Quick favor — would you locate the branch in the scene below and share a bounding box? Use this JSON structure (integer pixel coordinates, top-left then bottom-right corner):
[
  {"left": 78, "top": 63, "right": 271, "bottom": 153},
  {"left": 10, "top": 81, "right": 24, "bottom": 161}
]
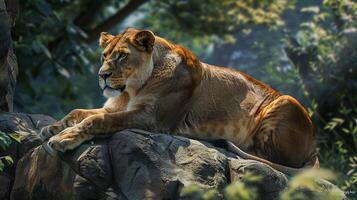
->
[
  {"left": 283, "top": 37, "right": 334, "bottom": 120},
  {"left": 0, "top": 6, "right": 11, "bottom": 65},
  {"left": 86, "top": 0, "right": 148, "bottom": 43},
  {"left": 283, "top": 37, "right": 315, "bottom": 78},
  {"left": 5, "top": 0, "right": 18, "bottom": 26},
  {"left": 284, "top": 37, "right": 321, "bottom": 99},
  {"left": 73, "top": 0, "right": 110, "bottom": 29}
]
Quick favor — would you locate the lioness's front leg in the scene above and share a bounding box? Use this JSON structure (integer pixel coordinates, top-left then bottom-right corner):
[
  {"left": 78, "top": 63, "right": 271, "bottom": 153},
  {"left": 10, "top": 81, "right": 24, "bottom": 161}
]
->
[
  {"left": 47, "top": 109, "right": 153, "bottom": 152},
  {"left": 40, "top": 108, "right": 108, "bottom": 140}
]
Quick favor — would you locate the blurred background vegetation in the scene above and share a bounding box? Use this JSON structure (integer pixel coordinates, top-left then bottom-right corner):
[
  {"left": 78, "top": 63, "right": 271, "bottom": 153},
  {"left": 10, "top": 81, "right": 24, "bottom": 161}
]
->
[{"left": 6, "top": 0, "right": 357, "bottom": 193}]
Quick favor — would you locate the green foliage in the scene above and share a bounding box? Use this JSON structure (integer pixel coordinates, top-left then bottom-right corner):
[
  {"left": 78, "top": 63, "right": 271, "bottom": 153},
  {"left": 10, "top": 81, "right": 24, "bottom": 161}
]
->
[
  {"left": 224, "top": 172, "right": 262, "bottom": 200},
  {"left": 14, "top": 0, "right": 103, "bottom": 118},
  {"left": 284, "top": 0, "right": 357, "bottom": 192},
  {"left": 139, "top": 0, "right": 294, "bottom": 60},
  {"left": 180, "top": 172, "right": 261, "bottom": 200},
  {"left": 0, "top": 131, "right": 21, "bottom": 171},
  {"left": 142, "top": 0, "right": 291, "bottom": 37},
  {"left": 181, "top": 185, "right": 219, "bottom": 200},
  {"left": 280, "top": 169, "right": 342, "bottom": 200},
  {"left": 225, "top": 182, "right": 258, "bottom": 200},
  {"left": 320, "top": 106, "right": 357, "bottom": 191},
  {"left": 0, "top": 131, "right": 12, "bottom": 151},
  {"left": 181, "top": 169, "right": 345, "bottom": 200},
  {"left": 0, "top": 156, "right": 14, "bottom": 172},
  {"left": 8, "top": 133, "right": 22, "bottom": 143}
]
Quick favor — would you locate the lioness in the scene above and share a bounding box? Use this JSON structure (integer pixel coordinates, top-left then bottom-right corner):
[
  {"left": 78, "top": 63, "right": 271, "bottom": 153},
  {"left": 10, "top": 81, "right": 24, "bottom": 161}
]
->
[{"left": 41, "top": 28, "right": 319, "bottom": 174}]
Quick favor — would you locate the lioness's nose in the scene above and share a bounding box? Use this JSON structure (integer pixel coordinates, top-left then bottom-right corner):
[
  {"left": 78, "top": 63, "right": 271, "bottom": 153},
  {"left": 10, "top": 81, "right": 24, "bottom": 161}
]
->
[{"left": 99, "top": 72, "right": 112, "bottom": 80}]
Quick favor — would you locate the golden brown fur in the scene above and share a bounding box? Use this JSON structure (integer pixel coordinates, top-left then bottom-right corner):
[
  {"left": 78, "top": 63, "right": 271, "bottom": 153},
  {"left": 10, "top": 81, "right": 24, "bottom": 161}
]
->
[{"left": 41, "top": 28, "right": 319, "bottom": 174}]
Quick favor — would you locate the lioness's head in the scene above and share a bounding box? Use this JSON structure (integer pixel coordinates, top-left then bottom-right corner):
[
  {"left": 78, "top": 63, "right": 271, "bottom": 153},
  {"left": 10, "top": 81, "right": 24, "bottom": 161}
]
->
[{"left": 98, "top": 28, "right": 155, "bottom": 98}]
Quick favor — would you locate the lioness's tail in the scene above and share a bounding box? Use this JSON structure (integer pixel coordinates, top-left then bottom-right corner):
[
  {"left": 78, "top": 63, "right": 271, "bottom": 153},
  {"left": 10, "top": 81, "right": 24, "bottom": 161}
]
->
[
  {"left": 306, "top": 153, "right": 320, "bottom": 169},
  {"left": 214, "top": 140, "right": 319, "bottom": 176}
]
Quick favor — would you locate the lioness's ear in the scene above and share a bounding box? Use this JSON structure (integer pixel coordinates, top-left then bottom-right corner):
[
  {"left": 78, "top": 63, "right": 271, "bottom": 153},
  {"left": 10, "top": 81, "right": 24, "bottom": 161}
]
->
[
  {"left": 132, "top": 30, "right": 155, "bottom": 52},
  {"left": 99, "top": 32, "right": 114, "bottom": 48}
]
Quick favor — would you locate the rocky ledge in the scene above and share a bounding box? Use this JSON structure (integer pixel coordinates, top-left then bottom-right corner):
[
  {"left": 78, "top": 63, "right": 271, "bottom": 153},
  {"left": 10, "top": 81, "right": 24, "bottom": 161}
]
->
[{"left": 0, "top": 112, "right": 347, "bottom": 200}]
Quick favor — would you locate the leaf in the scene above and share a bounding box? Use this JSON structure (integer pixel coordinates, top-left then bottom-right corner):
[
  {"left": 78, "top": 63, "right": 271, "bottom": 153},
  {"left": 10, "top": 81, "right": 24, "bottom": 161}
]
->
[
  {"left": 32, "top": 41, "right": 52, "bottom": 58},
  {"left": 0, "top": 156, "right": 14, "bottom": 172},
  {"left": 9, "top": 133, "right": 22, "bottom": 143},
  {"left": 2, "top": 156, "right": 14, "bottom": 165},
  {"left": 34, "top": 1, "right": 53, "bottom": 17},
  {"left": 242, "top": 171, "right": 263, "bottom": 183},
  {"left": 55, "top": 64, "right": 71, "bottom": 79},
  {"left": 225, "top": 182, "right": 258, "bottom": 200},
  {"left": 301, "top": 6, "right": 320, "bottom": 13},
  {"left": 324, "top": 118, "right": 345, "bottom": 131},
  {"left": 0, "top": 131, "right": 12, "bottom": 151}
]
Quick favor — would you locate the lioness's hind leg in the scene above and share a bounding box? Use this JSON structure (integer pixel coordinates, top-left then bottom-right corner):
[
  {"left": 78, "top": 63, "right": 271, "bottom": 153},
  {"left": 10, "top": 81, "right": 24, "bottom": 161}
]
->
[{"left": 253, "top": 95, "right": 316, "bottom": 168}]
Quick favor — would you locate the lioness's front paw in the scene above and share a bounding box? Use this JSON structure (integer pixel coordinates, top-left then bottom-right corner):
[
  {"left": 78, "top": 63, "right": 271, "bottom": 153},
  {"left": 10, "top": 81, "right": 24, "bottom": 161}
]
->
[
  {"left": 47, "top": 136, "right": 73, "bottom": 152},
  {"left": 40, "top": 125, "right": 56, "bottom": 140},
  {"left": 47, "top": 127, "right": 86, "bottom": 152},
  {"left": 40, "top": 116, "right": 81, "bottom": 141}
]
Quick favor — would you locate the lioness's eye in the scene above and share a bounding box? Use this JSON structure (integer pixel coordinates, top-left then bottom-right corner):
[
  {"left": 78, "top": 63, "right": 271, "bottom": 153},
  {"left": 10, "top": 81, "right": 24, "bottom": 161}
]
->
[{"left": 119, "top": 53, "right": 128, "bottom": 61}]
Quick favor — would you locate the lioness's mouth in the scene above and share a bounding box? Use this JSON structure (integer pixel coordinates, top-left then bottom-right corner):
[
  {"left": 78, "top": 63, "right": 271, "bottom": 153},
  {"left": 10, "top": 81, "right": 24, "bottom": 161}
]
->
[
  {"left": 104, "top": 85, "right": 126, "bottom": 92},
  {"left": 117, "top": 85, "right": 126, "bottom": 92}
]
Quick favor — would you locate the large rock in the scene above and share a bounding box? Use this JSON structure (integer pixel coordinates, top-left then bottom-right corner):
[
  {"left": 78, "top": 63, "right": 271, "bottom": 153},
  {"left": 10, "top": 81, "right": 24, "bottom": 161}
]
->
[
  {"left": 0, "top": 113, "right": 347, "bottom": 200},
  {"left": 0, "top": 112, "right": 55, "bottom": 199}
]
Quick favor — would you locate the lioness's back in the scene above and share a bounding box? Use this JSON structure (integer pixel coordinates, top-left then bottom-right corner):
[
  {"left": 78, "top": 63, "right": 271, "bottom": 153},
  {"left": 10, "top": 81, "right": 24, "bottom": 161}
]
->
[{"left": 190, "top": 63, "right": 280, "bottom": 120}]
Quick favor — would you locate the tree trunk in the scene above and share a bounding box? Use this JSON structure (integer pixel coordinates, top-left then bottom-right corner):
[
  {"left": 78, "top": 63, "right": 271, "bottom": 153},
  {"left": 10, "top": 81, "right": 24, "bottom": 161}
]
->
[{"left": 0, "top": 0, "right": 18, "bottom": 112}]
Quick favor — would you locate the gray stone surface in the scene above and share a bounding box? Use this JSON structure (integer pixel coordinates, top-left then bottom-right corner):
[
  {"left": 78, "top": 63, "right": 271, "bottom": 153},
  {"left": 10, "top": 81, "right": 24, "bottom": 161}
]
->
[
  {"left": 0, "top": 112, "right": 55, "bottom": 200},
  {"left": 0, "top": 112, "right": 347, "bottom": 200}
]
